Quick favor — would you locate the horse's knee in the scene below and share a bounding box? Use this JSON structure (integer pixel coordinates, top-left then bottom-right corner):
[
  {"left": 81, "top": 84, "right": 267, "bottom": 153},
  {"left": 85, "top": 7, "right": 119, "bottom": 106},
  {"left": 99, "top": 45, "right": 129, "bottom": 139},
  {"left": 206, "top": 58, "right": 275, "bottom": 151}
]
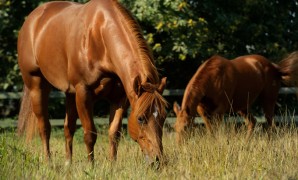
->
[
  {"left": 247, "top": 119, "right": 256, "bottom": 131},
  {"left": 109, "top": 130, "right": 121, "bottom": 144},
  {"left": 84, "top": 132, "right": 97, "bottom": 147},
  {"left": 200, "top": 118, "right": 213, "bottom": 134}
]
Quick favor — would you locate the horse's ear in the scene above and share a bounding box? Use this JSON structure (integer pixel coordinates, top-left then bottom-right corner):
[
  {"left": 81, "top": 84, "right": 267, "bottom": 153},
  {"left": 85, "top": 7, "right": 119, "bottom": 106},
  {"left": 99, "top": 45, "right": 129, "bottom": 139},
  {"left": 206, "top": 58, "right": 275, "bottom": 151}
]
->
[
  {"left": 173, "top": 102, "right": 181, "bottom": 115},
  {"left": 133, "top": 75, "right": 141, "bottom": 96},
  {"left": 157, "top": 77, "right": 167, "bottom": 93}
]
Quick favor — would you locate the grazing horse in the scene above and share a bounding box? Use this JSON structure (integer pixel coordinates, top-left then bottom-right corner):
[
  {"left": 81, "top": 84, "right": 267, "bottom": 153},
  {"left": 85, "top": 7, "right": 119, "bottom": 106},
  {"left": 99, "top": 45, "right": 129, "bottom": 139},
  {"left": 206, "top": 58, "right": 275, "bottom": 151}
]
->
[
  {"left": 174, "top": 53, "right": 298, "bottom": 143},
  {"left": 17, "top": 0, "right": 168, "bottom": 165}
]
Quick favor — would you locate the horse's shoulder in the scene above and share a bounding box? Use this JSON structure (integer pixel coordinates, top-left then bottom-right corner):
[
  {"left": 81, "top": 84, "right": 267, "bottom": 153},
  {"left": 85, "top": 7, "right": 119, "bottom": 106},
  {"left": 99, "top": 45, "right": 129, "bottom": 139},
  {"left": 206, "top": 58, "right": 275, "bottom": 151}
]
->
[
  {"left": 194, "top": 55, "right": 228, "bottom": 79},
  {"left": 206, "top": 55, "right": 231, "bottom": 70},
  {"left": 209, "top": 55, "right": 228, "bottom": 62}
]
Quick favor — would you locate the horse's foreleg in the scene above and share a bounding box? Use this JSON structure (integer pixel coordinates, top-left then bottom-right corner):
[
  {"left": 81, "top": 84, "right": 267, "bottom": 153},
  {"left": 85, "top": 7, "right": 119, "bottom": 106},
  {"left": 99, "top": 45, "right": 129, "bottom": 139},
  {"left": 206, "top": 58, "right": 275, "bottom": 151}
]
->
[
  {"left": 64, "top": 93, "right": 78, "bottom": 166},
  {"left": 108, "top": 103, "right": 125, "bottom": 161},
  {"left": 29, "top": 79, "right": 51, "bottom": 161},
  {"left": 75, "top": 86, "right": 97, "bottom": 162},
  {"left": 197, "top": 106, "right": 213, "bottom": 134},
  {"left": 210, "top": 114, "right": 224, "bottom": 130}
]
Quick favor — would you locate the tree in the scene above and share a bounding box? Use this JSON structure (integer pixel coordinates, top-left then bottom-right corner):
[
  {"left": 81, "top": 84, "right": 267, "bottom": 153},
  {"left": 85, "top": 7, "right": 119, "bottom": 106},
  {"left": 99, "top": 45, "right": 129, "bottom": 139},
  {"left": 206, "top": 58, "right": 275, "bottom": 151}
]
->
[
  {"left": 121, "top": 0, "right": 298, "bottom": 87},
  {"left": 1, "top": 0, "right": 298, "bottom": 90},
  {"left": 0, "top": 0, "right": 44, "bottom": 91}
]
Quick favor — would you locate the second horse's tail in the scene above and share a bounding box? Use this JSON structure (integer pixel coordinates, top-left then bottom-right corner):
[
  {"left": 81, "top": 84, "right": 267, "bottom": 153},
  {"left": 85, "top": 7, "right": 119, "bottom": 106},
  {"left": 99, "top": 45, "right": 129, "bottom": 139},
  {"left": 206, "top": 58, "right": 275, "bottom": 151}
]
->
[
  {"left": 17, "top": 85, "right": 38, "bottom": 141},
  {"left": 278, "top": 51, "right": 298, "bottom": 86}
]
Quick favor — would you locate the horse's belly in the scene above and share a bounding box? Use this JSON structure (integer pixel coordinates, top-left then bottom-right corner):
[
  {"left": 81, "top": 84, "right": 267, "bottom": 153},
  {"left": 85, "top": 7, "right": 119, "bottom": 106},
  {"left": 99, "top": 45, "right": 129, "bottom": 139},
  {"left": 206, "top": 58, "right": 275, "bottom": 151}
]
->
[
  {"left": 40, "top": 65, "right": 73, "bottom": 92},
  {"left": 230, "top": 89, "right": 261, "bottom": 111},
  {"left": 36, "top": 35, "right": 72, "bottom": 92}
]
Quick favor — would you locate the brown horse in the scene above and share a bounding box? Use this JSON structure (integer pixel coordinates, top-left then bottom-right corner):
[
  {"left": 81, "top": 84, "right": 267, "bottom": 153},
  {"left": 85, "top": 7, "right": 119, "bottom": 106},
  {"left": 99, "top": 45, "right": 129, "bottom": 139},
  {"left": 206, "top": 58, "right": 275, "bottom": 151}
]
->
[
  {"left": 17, "top": 0, "right": 168, "bottom": 165},
  {"left": 174, "top": 53, "right": 298, "bottom": 143}
]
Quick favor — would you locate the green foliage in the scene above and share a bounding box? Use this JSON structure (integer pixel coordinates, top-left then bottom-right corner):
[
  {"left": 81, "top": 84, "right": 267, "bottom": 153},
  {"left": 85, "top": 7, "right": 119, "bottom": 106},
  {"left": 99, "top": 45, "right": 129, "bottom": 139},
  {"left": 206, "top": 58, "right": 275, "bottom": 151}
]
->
[
  {"left": 119, "top": 0, "right": 298, "bottom": 89},
  {"left": 121, "top": 0, "right": 298, "bottom": 64},
  {"left": 1, "top": 0, "right": 298, "bottom": 90},
  {"left": 121, "top": 0, "right": 209, "bottom": 63},
  {"left": 0, "top": 0, "right": 43, "bottom": 91}
]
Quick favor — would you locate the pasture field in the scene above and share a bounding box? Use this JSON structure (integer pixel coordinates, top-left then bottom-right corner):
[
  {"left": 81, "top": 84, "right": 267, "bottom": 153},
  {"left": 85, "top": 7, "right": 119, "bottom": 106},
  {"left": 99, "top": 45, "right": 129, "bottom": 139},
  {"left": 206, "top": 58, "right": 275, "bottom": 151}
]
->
[{"left": 0, "top": 121, "right": 297, "bottom": 179}]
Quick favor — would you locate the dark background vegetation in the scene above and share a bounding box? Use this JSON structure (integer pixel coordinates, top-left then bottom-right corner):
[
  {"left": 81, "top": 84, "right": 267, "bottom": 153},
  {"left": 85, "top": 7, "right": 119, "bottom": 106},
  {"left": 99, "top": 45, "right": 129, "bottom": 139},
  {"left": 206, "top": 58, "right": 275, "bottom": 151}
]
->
[{"left": 1, "top": 0, "right": 298, "bottom": 119}]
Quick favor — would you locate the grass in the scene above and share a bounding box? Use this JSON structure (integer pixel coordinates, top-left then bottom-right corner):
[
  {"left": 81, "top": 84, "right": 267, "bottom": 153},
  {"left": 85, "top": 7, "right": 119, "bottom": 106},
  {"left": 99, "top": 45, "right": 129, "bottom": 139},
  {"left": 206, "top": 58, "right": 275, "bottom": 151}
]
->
[{"left": 0, "top": 122, "right": 297, "bottom": 179}]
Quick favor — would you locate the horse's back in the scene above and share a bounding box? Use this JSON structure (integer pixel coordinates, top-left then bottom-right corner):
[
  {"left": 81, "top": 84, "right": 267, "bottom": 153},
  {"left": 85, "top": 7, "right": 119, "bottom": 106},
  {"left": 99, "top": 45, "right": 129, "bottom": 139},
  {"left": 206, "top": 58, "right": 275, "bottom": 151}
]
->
[
  {"left": 230, "top": 55, "right": 281, "bottom": 110},
  {"left": 232, "top": 55, "right": 281, "bottom": 85},
  {"left": 19, "top": 1, "right": 80, "bottom": 37}
]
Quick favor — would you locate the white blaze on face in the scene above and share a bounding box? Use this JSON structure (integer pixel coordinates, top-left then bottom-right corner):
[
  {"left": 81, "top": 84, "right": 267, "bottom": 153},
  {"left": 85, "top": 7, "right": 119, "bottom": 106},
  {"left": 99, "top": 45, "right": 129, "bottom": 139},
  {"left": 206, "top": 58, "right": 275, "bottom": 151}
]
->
[{"left": 153, "top": 105, "right": 158, "bottom": 119}]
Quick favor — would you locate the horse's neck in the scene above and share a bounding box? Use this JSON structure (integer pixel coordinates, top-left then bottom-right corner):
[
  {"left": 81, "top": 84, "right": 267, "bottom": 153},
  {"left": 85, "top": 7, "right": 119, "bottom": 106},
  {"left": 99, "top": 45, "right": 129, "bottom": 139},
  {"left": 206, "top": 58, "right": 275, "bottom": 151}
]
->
[
  {"left": 181, "top": 90, "right": 202, "bottom": 116},
  {"left": 80, "top": 0, "right": 158, "bottom": 105},
  {"left": 95, "top": 2, "right": 157, "bottom": 104}
]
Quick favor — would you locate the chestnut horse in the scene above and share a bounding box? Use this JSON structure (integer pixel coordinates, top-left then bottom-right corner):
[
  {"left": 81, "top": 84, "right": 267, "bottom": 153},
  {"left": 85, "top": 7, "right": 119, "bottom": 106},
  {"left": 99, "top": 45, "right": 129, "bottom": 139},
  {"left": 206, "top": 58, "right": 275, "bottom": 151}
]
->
[
  {"left": 174, "top": 53, "right": 298, "bottom": 143},
  {"left": 17, "top": 0, "right": 168, "bottom": 165}
]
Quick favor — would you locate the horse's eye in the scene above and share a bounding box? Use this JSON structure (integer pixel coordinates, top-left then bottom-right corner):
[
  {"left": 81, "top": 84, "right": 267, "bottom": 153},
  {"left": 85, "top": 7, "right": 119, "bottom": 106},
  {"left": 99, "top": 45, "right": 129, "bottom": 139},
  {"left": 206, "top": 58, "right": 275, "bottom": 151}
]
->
[{"left": 137, "top": 117, "right": 146, "bottom": 124}]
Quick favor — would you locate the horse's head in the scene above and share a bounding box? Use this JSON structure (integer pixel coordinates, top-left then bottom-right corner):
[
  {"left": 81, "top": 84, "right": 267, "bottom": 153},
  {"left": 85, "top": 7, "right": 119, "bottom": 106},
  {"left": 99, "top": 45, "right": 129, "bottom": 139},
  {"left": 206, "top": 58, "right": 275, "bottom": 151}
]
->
[
  {"left": 173, "top": 102, "right": 194, "bottom": 144},
  {"left": 128, "top": 77, "right": 167, "bottom": 165}
]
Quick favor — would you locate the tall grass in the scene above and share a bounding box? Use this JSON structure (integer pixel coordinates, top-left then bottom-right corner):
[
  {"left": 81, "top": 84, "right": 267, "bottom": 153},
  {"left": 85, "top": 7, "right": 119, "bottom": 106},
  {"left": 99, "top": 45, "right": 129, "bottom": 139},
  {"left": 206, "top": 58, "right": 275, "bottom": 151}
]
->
[{"left": 0, "top": 122, "right": 297, "bottom": 179}]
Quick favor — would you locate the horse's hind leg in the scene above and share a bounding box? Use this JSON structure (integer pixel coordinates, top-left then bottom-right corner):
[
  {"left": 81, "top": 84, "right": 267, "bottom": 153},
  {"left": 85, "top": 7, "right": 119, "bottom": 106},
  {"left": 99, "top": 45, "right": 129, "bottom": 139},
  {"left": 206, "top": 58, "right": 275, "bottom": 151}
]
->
[
  {"left": 260, "top": 92, "right": 278, "bottom": 141},
  {"left": 64, "top": 93, "right": 78, "bottom": 166},
  {"left": 108, "top": 99, "right": 127, "bottom": 160},
  {"left": 238, "top": 111, "right": 256, "bottom": 140},
  {"left": 260, "top": 93, "right": 277, "bottom": 130},
  {"left": 75, "top": 85, "right": 97, "bottom": 162},
  {"left": 262, "top": 104, "right": 276, "bottom": 130},
  {"left": 29, "top": 76, "right": 52, "bottom": 160}
]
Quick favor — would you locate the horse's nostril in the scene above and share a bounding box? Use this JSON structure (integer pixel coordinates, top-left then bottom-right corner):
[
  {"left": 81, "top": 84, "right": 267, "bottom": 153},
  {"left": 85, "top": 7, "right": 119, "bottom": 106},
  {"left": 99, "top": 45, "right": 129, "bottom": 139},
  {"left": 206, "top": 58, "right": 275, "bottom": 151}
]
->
[
  {"left": 155, "top": 156, "right": 160, "bottom": 162},
  {"left": 149, "top": 156, "right": 161, "bottom": 170}
]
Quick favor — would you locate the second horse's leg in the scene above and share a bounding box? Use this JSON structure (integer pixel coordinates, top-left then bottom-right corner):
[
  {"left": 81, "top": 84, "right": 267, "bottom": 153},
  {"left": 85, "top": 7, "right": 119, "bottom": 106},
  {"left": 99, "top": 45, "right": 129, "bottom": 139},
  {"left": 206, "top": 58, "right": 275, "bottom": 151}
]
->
[
  {"left": 197, "top": 106, "right": 213, "bottom": 134},
  {"left": 239, "top": 111, "right": 256, "bottom": 140}
]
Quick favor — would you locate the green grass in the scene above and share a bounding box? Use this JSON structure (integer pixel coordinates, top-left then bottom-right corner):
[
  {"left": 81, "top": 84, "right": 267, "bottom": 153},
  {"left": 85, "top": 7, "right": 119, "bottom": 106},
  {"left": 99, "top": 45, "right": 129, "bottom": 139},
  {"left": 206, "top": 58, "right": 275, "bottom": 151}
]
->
[{"left": 0, "top": 122, "right": 297, "bottom": 179}]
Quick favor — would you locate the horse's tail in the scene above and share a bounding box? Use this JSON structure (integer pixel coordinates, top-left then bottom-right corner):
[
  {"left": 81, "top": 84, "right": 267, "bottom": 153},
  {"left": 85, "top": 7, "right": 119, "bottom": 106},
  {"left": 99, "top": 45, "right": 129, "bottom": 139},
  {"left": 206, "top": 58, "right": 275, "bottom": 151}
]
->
[
  {"left": 278, "top": 51, "right": 298, "bottom": 86},
  {"left": 17, "top": 85, "right": 38, "bottom": 141}
]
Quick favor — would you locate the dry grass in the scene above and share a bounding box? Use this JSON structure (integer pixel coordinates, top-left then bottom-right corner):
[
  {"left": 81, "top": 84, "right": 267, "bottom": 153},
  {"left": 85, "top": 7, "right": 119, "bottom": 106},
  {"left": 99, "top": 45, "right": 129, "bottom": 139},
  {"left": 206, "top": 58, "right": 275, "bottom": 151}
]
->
[{"left": 0, "top": 121, "right": 297, "bottom": 179}]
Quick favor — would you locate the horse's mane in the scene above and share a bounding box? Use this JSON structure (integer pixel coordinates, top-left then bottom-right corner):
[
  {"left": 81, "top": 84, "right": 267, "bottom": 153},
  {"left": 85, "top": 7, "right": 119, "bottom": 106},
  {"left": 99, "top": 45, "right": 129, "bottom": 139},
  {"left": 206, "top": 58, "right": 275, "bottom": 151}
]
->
[
  {"left": 111, "top": 1, "right": 167, "bottom": 118},
  {"left": 112, "top": 0, "right": 159, "bottom": 84},
  {"left": 134, "top": 91, "right": 168, "bottom": 120},
  {"left": 182, "top": 55, "right": 227, "bottom": 114}
]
